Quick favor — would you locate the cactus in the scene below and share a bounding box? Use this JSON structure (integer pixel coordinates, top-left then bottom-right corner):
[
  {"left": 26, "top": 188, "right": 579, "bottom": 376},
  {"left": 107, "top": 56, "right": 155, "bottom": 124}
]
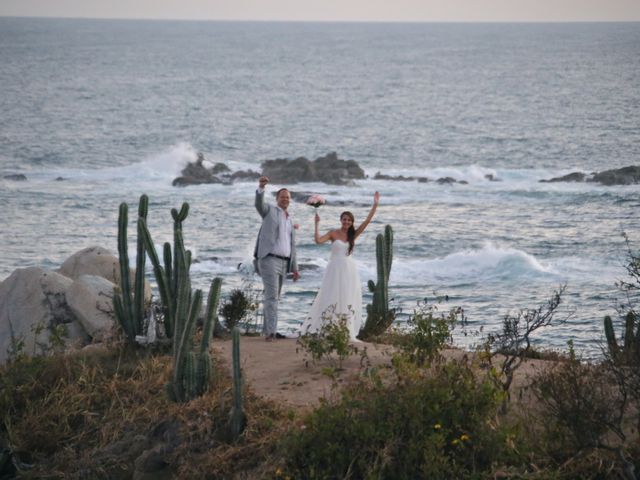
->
[
  {"left": 166, "top": 274, "right": 222, "bottom": 402},
  {"left": 113, "top": 194, "right": 149, "bottom": 343},
  {"left": 134, "top": 195, "right": 149, "bottom": 332},
  {"left": 138, "top": 201, "right": 191, "bottom": 339},
  {"left": 604, "top": 311, "right": 639, "bottom": 363},
  {"left": 360, "top": 225, "right": 394, "bottom": 340},
  {"left": 167, "top": 278, "right": 222, "bottom": 403},
  {"left": 229, "top": 327, "right": 246, "bottom": 440},
  {"left": 137, "top": 199, "right": 222, "bottom": 402}
]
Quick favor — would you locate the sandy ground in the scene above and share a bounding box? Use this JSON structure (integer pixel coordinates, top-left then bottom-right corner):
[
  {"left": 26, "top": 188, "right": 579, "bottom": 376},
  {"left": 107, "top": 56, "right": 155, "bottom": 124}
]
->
[
  {"left": 214, "top": 337, "right": 395, "bottom": 410},
  {"left": 213, "top": 336, "right": 553, "bottom": 411}
]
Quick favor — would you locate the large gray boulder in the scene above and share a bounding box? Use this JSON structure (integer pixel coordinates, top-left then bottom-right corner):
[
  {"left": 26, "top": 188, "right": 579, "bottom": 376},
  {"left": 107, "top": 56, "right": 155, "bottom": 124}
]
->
[
  {"left": 66, "top": 275, "right": 118, "bottom": 341},
  {"left": 0, "top": 267, "right": 87, "bottom": 364},
  {"left": 58, "top": 246, "right": 120, "bottom": 283},
  {"left": 58, "top": 245, "right": 152, "bottom": 304}
]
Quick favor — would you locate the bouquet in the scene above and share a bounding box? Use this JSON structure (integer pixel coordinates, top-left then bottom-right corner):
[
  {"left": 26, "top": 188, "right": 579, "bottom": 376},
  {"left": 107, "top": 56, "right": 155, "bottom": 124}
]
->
[{"left": 305, "top": 194, "right": 326, "bottom": 209}]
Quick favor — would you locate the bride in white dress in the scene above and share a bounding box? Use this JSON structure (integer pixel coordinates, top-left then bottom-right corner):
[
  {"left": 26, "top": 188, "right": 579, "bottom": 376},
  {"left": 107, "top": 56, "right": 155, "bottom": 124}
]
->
[{"left": 301, "top": 192, "right": 380, "bottom": 340}]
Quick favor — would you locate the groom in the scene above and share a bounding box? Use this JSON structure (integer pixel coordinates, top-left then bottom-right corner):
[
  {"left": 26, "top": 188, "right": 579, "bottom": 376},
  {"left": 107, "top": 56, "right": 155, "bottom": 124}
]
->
[{"left": 254, "top": 176, "right": 299, "bottom": 341}]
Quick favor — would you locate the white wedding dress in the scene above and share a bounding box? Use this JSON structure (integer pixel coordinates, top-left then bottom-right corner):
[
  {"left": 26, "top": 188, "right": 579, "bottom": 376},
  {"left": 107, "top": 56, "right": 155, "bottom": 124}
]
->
[{"left": 301, "top": 239, "right": 363, "bottom": 340}]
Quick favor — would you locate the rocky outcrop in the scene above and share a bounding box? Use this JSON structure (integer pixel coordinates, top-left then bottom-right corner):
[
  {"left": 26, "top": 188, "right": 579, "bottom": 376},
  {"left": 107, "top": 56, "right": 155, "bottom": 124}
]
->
[
  {"left": 539, "top": 166, "right": 640, "bottom": 185},
  {"left": 374, "top": 172, "right": 430, "bottom": 183},
  {"left": 591, "top": 166, "right": 640, "bottom": 186},
  {"left": 436, "top": 177, "right": 468, "bottom": 185},
  {"left": 261, "top": 152, "right": 365, "bottom": 185},
  {"left": 173, "top": 152, "right": 366, "bottom": 187},
  {"left": 172, "top": 152, "right": 260, "bottom": 187},
  {"left": 59, "top": 246, "right": 120, "bottom": 283},
  {"left": 540, "top": 172, "right": 588, "bottom": 183},
  {"left": 58, "top": 245, "right": 151, "bottom": 303},
  {"left": 66, "top": 275, "right": 117, "bottom": 341},
  {"left": 3, "top": 174, "right": 27, "bottom": 181},
  {"left": 0, "top": 267, "right": 86, "bottom": 364},
  {"left": 0, "top": 246, "right": 153, "bottom": 364},
  {"left": 374, "top": 172, "right": 478, "bottom": 185}
]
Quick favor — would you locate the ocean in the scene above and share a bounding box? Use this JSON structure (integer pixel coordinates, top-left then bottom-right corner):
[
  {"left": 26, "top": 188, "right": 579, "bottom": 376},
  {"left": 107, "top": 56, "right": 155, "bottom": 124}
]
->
[{"left": 1, "top": 18, "right": 639, "bottom": 358}]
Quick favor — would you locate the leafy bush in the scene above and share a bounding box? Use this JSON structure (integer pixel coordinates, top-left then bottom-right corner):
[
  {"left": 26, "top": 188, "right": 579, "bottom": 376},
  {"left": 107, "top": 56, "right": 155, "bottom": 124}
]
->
[
  {"left": 219, "top": 282, "right": 259, "bottom": 333},
  {"left": 281, "top": 360, "right": 509, "bottom": 479},
  {"left": 528, "top": 343, "right": 636, "bottom": 477},
  {"left": 531, "top": 344, "right": 625, "bottom": 451},
  {"left": 297, "top": 305, "right": 358, "bottom": 370},
  {"left": 392, "top": 300, "right": 460, "bottom": 367}
]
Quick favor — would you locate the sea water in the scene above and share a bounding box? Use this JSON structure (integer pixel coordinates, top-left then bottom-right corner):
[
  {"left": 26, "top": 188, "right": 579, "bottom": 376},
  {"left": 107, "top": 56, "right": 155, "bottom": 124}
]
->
[{"left": 1, "top": 18, "right": 639, "bottom": 358}]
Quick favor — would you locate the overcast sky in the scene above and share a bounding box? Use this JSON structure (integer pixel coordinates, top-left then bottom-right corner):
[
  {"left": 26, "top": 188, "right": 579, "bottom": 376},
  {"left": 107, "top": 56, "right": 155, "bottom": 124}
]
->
[{"left": 1, "top": 0, "right": 639, "bottom": 22}]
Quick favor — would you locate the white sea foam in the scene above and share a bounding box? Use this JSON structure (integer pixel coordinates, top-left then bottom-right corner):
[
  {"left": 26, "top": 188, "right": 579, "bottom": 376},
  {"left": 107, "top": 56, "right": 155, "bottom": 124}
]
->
[
  {"left": 23, "top": 143, "right": 197, "bottom": 185},
  {"left": 388, "top": 242, "right": 555, "bottom": 286}
]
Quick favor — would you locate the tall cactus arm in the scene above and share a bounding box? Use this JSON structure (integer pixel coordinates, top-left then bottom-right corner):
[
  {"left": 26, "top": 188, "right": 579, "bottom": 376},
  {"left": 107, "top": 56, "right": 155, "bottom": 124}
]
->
[
  {"left": 230, "top": 327, "right": 246, "bottom": 440},
  {"left": 163, "top": 242, "right": 174, "bottom": 301},
  {"left": 196, "top": 354, "right": 212, "bottom": 395},
  {"left": 201, "top": 278, "right": 223, "bottom": 354},
  {"left": 604, "top": 315, "right": 619, "bottom": 359},
  {"left": 172, "top": 203, "right": 189, "bottom": 222},
  {"left": 172, "top": 289, "right": 203, "bottom": 401},
  {"left": 623, "top": 310, "right": 637, "bottom": 357},
  {"left": 134, "top": 194, "right": 149, "bottom": 333},
  {"left": 117, "top": 202, "right": 135, "bottom": 340},
  {"left": 139, "top": 217, "right": 175, "bottom": 338},
  {"left": 375, "top": 233, "right": 389, "bottom": 313},
  {"left": 384, "top": 225, "right": 393, "bottom": 276}
]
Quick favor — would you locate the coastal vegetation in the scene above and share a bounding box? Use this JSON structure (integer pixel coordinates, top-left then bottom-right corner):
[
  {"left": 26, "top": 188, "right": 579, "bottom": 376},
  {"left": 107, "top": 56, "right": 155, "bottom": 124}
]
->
[
  {"left": 3, "top": 277, "right": 639, "bottom": 478},
  {"left": 1, "top": 197, "right": 638, "bottom": 478}
]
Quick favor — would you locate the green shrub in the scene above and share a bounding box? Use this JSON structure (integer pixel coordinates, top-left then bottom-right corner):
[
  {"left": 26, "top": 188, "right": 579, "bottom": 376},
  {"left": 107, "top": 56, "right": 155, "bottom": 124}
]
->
[
  {"left": 392, "top": 300, "right": 460, "bottom": 367},
  {"left": 530, "top": 344, "right": 629, "bottom": 462},
  {"left": 219, "top": 285, "right": 259, "bottom": 332},
  {"left": 297, "top": 306, "right": 359, "bottom": 370},
  {"left": 281, "top": 360, "right": 509, "bottom": 479}
]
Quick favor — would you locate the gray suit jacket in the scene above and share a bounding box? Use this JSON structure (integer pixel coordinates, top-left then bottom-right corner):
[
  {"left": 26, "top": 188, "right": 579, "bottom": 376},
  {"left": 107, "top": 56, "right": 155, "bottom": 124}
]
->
[{"left": 254, "top": 189, "right": 298, "bottom": 274}]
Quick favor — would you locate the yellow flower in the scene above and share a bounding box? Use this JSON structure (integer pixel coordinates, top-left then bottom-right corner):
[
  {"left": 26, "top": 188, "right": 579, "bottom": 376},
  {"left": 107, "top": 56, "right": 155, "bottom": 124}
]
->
[
  {"left": 451, "top": 439, "right": 460, "bottom": 446},
  {"left": 275, "top": 468, "right": 283, "bottom": 477},
  {"left": 460, "top": 434, "right": 470, "bottom": 442},
  {"left": 433, "top": 423, "right": 441, "bottom": 430}
]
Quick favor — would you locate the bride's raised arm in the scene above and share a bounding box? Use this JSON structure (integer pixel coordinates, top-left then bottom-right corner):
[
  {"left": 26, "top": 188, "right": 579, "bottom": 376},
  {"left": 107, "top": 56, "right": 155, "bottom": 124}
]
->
[
  {"left": 354, "top": 191, "right": 380, "bottom": 239},
  {"left": 314, "top": 213, "right": 333, "bottom": 244}
]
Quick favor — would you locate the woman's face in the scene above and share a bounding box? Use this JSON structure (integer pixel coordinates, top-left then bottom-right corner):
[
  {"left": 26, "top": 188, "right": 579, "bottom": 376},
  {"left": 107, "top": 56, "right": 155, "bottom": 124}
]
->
[{"left": 340, "top": 214, "right": 353, "bottom": 229}]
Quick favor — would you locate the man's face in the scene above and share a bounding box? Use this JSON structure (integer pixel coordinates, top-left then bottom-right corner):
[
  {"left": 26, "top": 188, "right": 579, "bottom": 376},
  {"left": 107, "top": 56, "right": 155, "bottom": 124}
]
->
[{"left": 277, "top": 189, "right": 291, "bottom": 210}]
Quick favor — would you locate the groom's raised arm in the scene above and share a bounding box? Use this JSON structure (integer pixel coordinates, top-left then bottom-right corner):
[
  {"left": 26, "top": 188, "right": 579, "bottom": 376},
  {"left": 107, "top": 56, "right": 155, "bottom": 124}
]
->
[{"left": 255, "top": 176, "right": 270, "bottom": 218}]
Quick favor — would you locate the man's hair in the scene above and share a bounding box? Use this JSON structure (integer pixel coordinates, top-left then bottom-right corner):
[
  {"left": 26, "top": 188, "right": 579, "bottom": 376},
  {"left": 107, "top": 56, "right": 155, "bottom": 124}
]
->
[{"left": 276, "top": 188, "right": 290, "bottom": 197}]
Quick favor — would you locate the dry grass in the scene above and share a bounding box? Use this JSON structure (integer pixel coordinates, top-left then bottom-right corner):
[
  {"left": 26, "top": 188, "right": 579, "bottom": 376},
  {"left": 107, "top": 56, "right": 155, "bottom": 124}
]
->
[
  {"left": 2, "top": 338, "right": 638, "bottom": 479},
  {"left": 0, "top": 346, "right": 292, "bottom": 479}
]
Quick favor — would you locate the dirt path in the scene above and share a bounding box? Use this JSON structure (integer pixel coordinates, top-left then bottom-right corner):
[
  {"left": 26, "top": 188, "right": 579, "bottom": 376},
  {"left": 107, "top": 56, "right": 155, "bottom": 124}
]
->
[
  {"left": 214, "top": 336, "right": 552, "bottom": 410},
  {"left": 214, "top": 337, "right": 396, "bottom": 409}
]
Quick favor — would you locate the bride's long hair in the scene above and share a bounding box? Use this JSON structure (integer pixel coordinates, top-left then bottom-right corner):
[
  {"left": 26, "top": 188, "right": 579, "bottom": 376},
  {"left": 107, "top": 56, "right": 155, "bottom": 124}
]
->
[{"left": 341, "top": 211, "right": 356, "bottom": 255}]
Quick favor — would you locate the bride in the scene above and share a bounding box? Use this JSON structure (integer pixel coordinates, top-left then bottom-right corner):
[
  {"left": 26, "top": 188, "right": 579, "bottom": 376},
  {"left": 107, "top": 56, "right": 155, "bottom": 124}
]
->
[{"left": 301, "top": 192, "right": 380, "bottom": 340}]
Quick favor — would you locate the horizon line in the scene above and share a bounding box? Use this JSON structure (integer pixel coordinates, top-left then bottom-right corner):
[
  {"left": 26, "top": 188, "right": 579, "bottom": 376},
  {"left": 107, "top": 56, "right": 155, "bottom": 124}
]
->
[{"left": 1, "top": 15, "right": 639, "bottom": 24}]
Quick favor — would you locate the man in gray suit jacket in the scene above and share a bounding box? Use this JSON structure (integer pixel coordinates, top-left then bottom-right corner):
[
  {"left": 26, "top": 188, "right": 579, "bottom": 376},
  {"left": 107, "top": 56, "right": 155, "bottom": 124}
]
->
[{"left": 254, "top": 176, "right": 299, "bottom": 341}]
